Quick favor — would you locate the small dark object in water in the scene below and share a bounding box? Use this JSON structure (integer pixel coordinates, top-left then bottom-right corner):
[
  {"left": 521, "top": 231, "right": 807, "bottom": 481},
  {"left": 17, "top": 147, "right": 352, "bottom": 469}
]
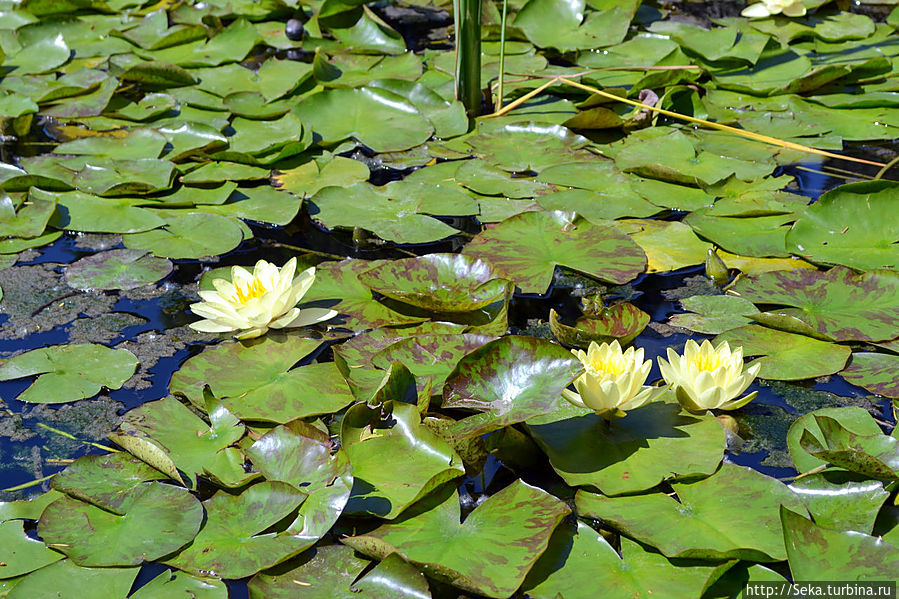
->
[{"left": 285, "top": 18, "right": 304, "bottom": 41}]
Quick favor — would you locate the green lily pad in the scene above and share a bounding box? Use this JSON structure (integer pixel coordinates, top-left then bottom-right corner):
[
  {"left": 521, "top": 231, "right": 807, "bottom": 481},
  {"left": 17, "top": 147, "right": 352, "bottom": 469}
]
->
[
  {"left": 668, "top": 295, "right": 758, "bottom": 335},
  {"left": 466, "top": 122, "right": 590, "bottom": 172},
  {"left": 841, "top": 352, "right": 899, "bottom": 398},
  {"left": 787, "top": 407, "right": 884, "bottom": 474},
  {"left": 198, "top": 186, "right": 301, "bottom": 226},
  {"left": 165, "top": 481, "right": 310, "bottom": 579},
  {"left": 684, "top": 209, "right": 794, "bottom": 258},
  {"left": 576, "top": 464, "right": 808, "bottom": 561},
  {"left": 246, "top": 420, "right": 352, "bottom": 544},
  {"left": 248, "top": 545, "right": 371, "bottom": 599},
  {"left": 43, "top": 189, "right": 167, "bottom": 234},
  {"left": 786, "top": 181, "right": 899, "bottom": 270},
  {"left": 341, "top": 401, "right": 464, "bottom": 519},
  {"left": 790, "top": 472, "right": 889, "bottom": 534},
  {"left": 53, "top": 128, "right": 166, "bottom": 161},
  {"left": 6, "top": 33, "right": 69, "bottom": 75},
  {"left": 38, "top": 482, "right": 202, "bottom": 567},
  {"left": 50, "top": 453, "right": 168, "bottom": 512},
  {"left": 528, "top": 398, "right": 725, "bottom": 495},
  {"left": 727, "top": 267, "right": 899, "bottom": 342},
  {"left": 0, "top": 344, "right": 137, "bottom": 404},
  {"left": 781, "top": 507, "right": 899, "bottom": 580},
  {"left": 358, "top": 253, "right": 510, "bottom": 313},
  {"left": 6, "top": 560, "right": 138, "bottom": 599},
  {"left": 309, "top": 183, "right": 460, "bottom": 245},
  {"left": 129, "top": 570, "right": 227, "bottom": 599},
  {"left": 0, "top": 189, "right": 56, "bottom": 238},
  {"left": 344, "top": 480, "right": 570, "bottom": 598},
  {"left": 119, "top": 60, "right": 197, "bottom": 88},
  {"left": 65, "top": 249, "right": 172, "bottom": 291},
  {"left": 122, "top": 211, "right": 244, "bottom": 259},
  {"left": 0, "top": 490, "right": 63, "bottom": 522},
  {"left": 522, "top": 521, "right": 721, "bottom": 599},
  {"left": 295, "top": 86, "right": 433, "bottom": 152},
  {"left": 615, "top": 219, "right": 711, "bottom": 273},
  {"left": 713, "top": 325, "right": 850, "bottom": 381},
  {"left": 0, "top": 520, "right": 64, "bottom": 578},
  {"left": 800, "top": 415, "right": 899, "bottom": 479},
  {"left": 179, "top": 162, "right": 270, "bottom": 184},
  {"left": 462, "top": 211, "right": 646, "bottom": 294},
  {"left": 273, "top": 154, "right": 370, "bottom": 199},
  {"left": 549, "top": 303, "right": 650, "bottom": 347},
  {"left": 454, "top": 159, "right": 553, "bottom": 199},
  {"left": 116, "top": 395, "right": 251, "bottom": 488},
  {"left": 301, "top": 259, "right": 426, "bottom": 331},
  {"left": 442, "top": 336, "right": 583, "bottom": 438}
]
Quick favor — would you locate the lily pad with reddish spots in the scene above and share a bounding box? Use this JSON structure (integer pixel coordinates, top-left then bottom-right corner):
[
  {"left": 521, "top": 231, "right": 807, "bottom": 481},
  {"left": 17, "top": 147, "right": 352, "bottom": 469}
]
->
[
  {"left": 371, "top": 333, "right": 497, "bottom": 392},
  {"left": 786, "top": 407, "right": 884, "bottom": 474},
  {"left": 359, "top": 253, "right": 512, "bottom": 313},
  {"left": 65, "top": 249, "right": 172, "bottom": 291},
  {"left": 343, "top": 480, "right": 570, "bottom": 598},
  {"left": 800, "top": 415, "right": 899, "bottom": 479},
  {"left": 549, "top": 303, "right": 650, "bottom": 347},
  {"left": 727, "top": 266, "right": 899, "bottom": 342},
  {"left": 442, "top": 336, "right": 584, "bottom": 439},
  {"left": 462, "top": 211, "right": 646, "bottom": 295},
  {"left": 841, "top": 352, "right": 899, "bottom": 398},
  {"left": 466, "top": 122, "right": 591, "bottom": 172}
]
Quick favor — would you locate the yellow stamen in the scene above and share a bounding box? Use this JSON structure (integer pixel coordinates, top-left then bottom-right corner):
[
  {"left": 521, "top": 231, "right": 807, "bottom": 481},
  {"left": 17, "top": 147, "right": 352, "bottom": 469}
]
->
[
  {"left": 692, "top": 354, "right": 724, "bottom": 372},
  {"left": 234, "top": 278, "right": 268, "bottom": 304},
  {"left": 589, "top": 355, "right": 628, "bottom": 378}
]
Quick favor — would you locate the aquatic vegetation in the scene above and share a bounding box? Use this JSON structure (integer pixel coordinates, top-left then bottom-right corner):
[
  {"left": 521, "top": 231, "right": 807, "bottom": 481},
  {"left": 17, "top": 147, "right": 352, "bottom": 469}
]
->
[
  {"left": 188, "top": 259, "right": 336, "bottom": 339},
  {"left": 742, "top": 0, "right": 807, "bottom": 18},
  {"left": 562, "top": 340, "right": 663, "bottom": 420},
  {"left": 659, "top": 339, "right": 761, "bottom": 413}
]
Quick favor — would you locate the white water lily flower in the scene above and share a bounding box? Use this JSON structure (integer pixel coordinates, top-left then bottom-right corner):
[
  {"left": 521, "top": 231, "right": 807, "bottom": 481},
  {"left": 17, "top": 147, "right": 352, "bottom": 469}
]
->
[
  {"left": 742, "top": 0, "right": 806, "bottom": 18},
  {"left": 658, "top": 339, "right": 761, "bottom": 413},
  {"left": 189, "top": 258, "right": 336, "bottom": 340},
  {"left": 562, "top": 340, "right": 666, "bottom": 420}
]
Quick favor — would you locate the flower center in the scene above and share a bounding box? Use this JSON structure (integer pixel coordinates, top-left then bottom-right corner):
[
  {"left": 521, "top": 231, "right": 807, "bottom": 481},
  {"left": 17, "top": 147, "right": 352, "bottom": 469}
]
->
[
  {"left": 587, "top": 354, "right": 628, "bottom": 378},
  {"left": 234, "top": 278, "right": 268, "bottom": 304},
  {"left": 691, "top": 354, "right": 724, "bottom": 373}
]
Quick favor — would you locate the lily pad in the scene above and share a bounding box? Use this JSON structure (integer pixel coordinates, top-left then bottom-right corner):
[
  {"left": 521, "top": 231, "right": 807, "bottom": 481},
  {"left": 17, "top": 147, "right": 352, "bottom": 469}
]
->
[
  {"left": 790, "top": 472, "right": 889, "bottom": 534},
  {"left": 0, "top": 344, "right": 137, "bottom": 404},
  {"left": 615, "top": 219, "right": 711, "bottom": 273},
  {"left": 50, "top": 453, "right": 168, "bottom": 512},
  {"left": 462, "top": 211, "right": 646, "bottom": 294},
  {"left": 668, "top": 295, "right": 757, "bottom": 335},
  {"left": 522, "top": 521, "right": 721, "bottom": 599},
  {"left": 38, "top": 482, "right": 203, "bottom": 567},
  {"left": 44, "top": 189, "right": 167, "bottom": 234},
  {"left": 727, "top": 267, "right": 899, "bottom": 342},
  {"left": 841, "top": 352, "right": 899, "bottom": 398},
  {"left": 344, "top": 480, "right": 570, "bottom": 598},
  {"left": 799, "top": 415, "right": 899, "bottom": 480},
  {"left": 65, "top": 249, "right": 172, "bottom": 290},
  {"left": 341, "top": 401, "right": 465, "bottom": 519},
  {"left": 466, "top": 122, "right": 590, "bottom": 172},
  {"left": 527, "top": 399, "right": 725, "bottom": 495},
  {"left": 295, "top": 86, "right": 433, "bottom": 152},
  {"left": 786, "top": 181, "right": 899, "bottom": 270},
  {"left": 576, "top": 464, "right": 807, "bottom": 561},
  {"left": 549, "top": 303, "right": 650, "bottom": 347},
  {"left": 787, "top": 407, "right": 884, "bottom": 474},
  {"left": 248, "top": 545, "right": 371, "bottom": 599},
  {"left": 359, "top": 254, "right": 511, "bottom": 313},
  {"left": 6, "top": 560, "right": 138, "bottom": 599},
  {"left": 0, "top": 520, "right": 64, "bottom": 578},
  {"left": 442, "top": 336, "right": 583, "bottom": 438},
  {"left": 0, "top": 189, "right": 56, "bottom": 238},
  {"left": 781, "top": 507, "right": 899, "bottom": 580},
  {"left": 122, "top": 212, "right": 244, "bottom": 259},
  {"left": 129, "top": 570, "right": 227, "bottom": 599},
  {"left": 713, "top": 325, "right": 850, "bottom": 381},
  {"left": 165, "top": 482, "right": 311, "bottom": 579}
]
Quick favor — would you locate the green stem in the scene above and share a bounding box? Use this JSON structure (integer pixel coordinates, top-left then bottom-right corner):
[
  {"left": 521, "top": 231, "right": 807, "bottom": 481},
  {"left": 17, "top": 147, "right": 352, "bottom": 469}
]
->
[
  {"left": 454, "top": 0, "right": 482, "bottom": 118},
  {"left": 495, "top": 0, "right": 508, "bottom": 111}
]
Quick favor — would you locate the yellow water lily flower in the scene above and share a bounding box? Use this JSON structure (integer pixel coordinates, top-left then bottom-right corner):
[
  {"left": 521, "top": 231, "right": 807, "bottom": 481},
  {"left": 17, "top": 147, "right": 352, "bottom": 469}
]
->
[
  {"left": 188, "top": 258, "right": 336, "bottom": 340},
  {"left": 742, "top": 0, "right": 806, "bottom": 18},
  {"left": 562, "top": 340, "right": 665, "bottom": 420},
  {"left": 658, "top": 339, "right": 760, "bottom": 413}
]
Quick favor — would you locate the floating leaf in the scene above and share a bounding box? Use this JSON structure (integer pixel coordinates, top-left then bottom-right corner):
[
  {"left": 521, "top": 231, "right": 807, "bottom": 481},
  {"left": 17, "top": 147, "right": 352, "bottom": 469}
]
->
[
  {"left": 668, "top": 295, "right": 757, "bottom": 335},
  {"left": 50, "top": 453, "right": 167, "bottom": 512},
  {"left": 727, "top": 267, "right": 899, "bottom": 342},
  {"left": 786, "top": 181, "right": 899, "bottom": 270},
  {"left": 841, "top": 352, "right": 899, "bottom": 398},
  {"left": 165, "top": 482, "right": 310, "bottom": 579},
  {"left": 790, "top": 473, "right": 889, "bottom": 534},
  {"left": 344, "top": 480, "right": 570, "bottom": 598},
  {"left": 713, "top": 325, "right": 850, "bottom": 381},
  {"left": 122, "top": 212, "right": 244, "bottom": 259},
  {"left": 0, "top": 189, "right": 56, "bottom": 238},
  {"left": 43, "top": 189, "right": 167, "bottom": 234},
  {"left": 0, "top": 520, "right": 64, "bottom": 578},
  {"left": 0, "top": 344, "right": 137, "bottom": 404},
  {"left": 462, "top": 211, "right": 646, "bottom": 294},
  {"left": 274, "top": 154, "right": 370, "bottom": 199},
  {"left": 6, "top": 560, "right": 138, "bottom": 599},
  {"left": 248, "top": 544, "right": 370, "bottom": 599},
  {"left": 527, "top": 398, "right": 725, "bottom": 495},
  {"left": 466, "top": 122, "right": 590, "bottom": 172},
  {"left": 358, "top": 254, "right": 511, "bottom": 313},
  {"left": 787, "top": 407, "right": 884, "bottom": 474},
  {"left": 38, "top": 482, "right": 203, "bottom": 567},
  {"left": 341, "top": 401, "right": 464, "bottom": 519},
  {"left": 65, "top": 249, "right": 172, "bottom": 291},
  {"left": 549, "top": 303, "right": 650, "bottom": 347},
  {"left": 129, "top": 570, "right": 227, "bottom": 599},
  {"left": 799, "top": 415, "right": 899, "bottom": 479},
  {"left": 442, "top": 336, "right": 583, "bottom": 438},
  {"left": 614, "top": 219, "right": 711, "bottom": 273},
  {"left": 576, "top": 464, "right": 807, "bottom": 561}
]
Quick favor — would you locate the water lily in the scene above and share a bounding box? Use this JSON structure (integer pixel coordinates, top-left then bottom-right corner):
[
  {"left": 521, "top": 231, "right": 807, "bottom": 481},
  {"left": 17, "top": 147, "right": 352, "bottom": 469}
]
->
[
  {"left": 189, "top": 258, "right": 336, "bottom": 340},
  {"left": 658, "top": 340, "right": 760, "bottom": 413},
  {"left": 741, "top": 0, "right": 806, "bottom": 18},
  {"left": 562, "top": 340, "right": 665, "bottom": 420}
]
